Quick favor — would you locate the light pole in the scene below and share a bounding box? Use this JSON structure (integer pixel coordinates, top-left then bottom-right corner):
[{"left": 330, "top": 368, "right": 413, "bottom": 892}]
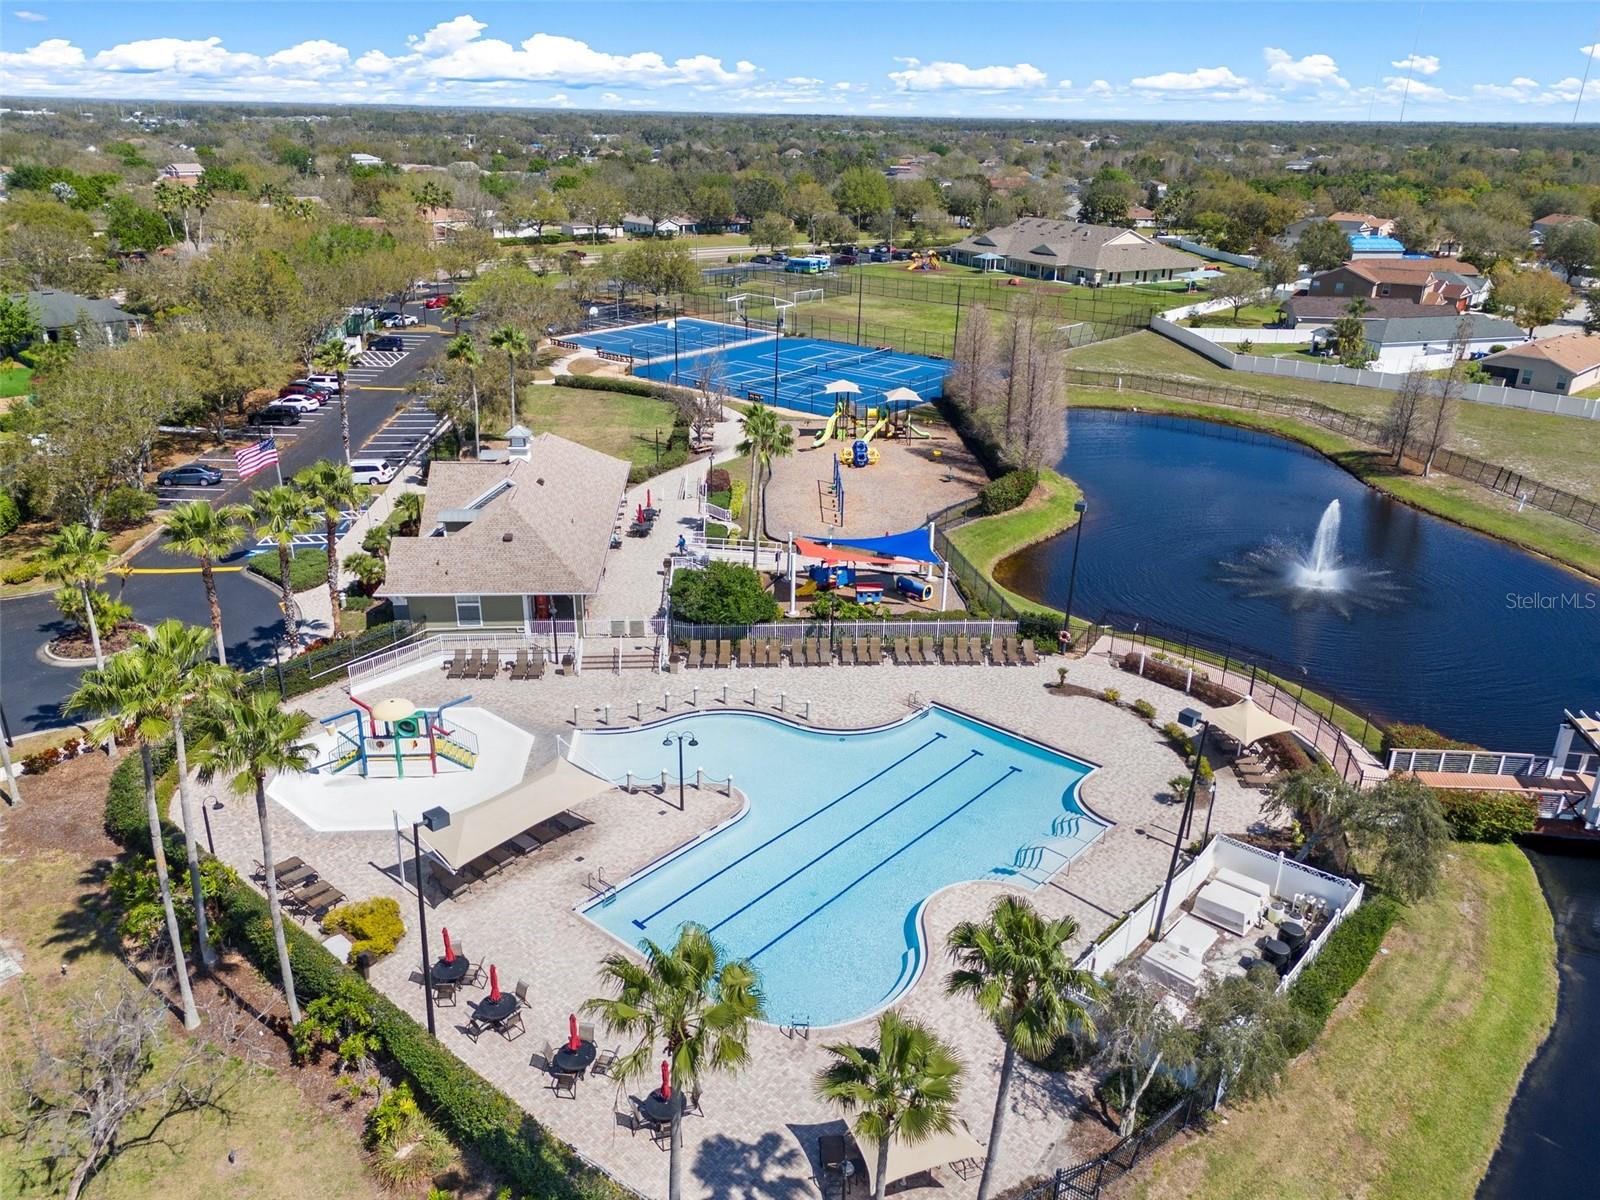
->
[
  {"left": 0, "top": 701, "right": 19, "bottom": 808},
  {"left": 412, "top": 805, "right": 451, "bottom": 1036},
  {"left": 661, "top": 731, "right": 699, "bottom": 810},
  {"left": 1152, "top": 707, "right": 1211, "bottom": 939},
  {"left": 667, "top": 318, "right": 680, "bottom": 387},
  {"left": 771, "top": 312, "right": 784, "bottom": 403},
  {"left": 1061, "top": 499, "right": 1088, "bottom": 646}
]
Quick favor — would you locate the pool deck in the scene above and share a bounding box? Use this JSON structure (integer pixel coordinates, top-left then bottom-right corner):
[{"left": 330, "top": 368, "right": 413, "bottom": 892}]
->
[{"left": 184, "top": 645, "right": 1273, "bottom": 1200}]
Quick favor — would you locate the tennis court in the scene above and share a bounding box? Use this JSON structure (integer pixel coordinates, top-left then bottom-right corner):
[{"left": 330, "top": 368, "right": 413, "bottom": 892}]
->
[
  {"left": 634, "top": 329, "right": 950, "bottom": 415},
  {"left": 558, "top": 317, "right": 762, "bottom": 362}
]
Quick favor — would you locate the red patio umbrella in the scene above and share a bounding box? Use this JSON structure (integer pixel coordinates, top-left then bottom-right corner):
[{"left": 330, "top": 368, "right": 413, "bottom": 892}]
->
[
  {"left": 636, "top": 503, "right": 645, "bottom": 523},
  {"left": 660, "top": 1060, "right": 672, "bottom": 1099},
  {"left": 441, "top": 928, "right": 455, "bottom": 963},
  {"left": 569, "top": 1013, "right": 580, "bottom": 1051},
  {"left": 646, "top": 488, "right": 652, "bottom": 509},
  {"left": 488, "top": 964, "right": 501, "bottom": 1002}
]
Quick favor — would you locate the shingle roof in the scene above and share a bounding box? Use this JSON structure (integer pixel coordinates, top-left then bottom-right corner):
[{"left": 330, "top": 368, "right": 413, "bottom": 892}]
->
[
  {"left": 1342, "top": 257, "right": 1481, "bottom": 283},
  {"left": 379, "top": 436, "right": 629, "bottom": 599},
  {"left": 1484, "top": 333, "right": 1600, "bottom": 374},
  {"left": 1285, "top": 295, "right": 1449, "bottom": 322},
  {"left": 1363, "top": 313, "right": 1522, "bottom": 346},
  {"left": 949, "top": 219, "right": 1198, "bottom": 274},
  {"left": 16, "top": 290, "right": 137, "bottom": 331}
]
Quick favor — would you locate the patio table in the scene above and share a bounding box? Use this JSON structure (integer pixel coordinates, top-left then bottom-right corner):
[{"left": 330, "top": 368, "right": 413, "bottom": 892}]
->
[
  {"left": 473, "top": 994, "right": 518, "bottom": 1025},
  {"left": 552, "top": 1040, "right": 597, "bottom": 1075},
  {"left": 640, "top": 1089, "right": 685, "bottom": 1125},
  {"left": 432, "top": 955, "right": 470, "bottom": 985}
]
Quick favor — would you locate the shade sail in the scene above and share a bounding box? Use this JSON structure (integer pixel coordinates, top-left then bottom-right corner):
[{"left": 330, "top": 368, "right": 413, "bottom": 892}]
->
[
  {"left": 823, "top": 379, "right": 861, "bottom": 395},
  {"left": 883, "top": 387, "right": 921, "bottom": 403},
  {"left": 856, "top": 1122, "right": 985, "bottom": 1192},
  {"left": 419, "top": 757, "right": 612, "bottom": 872},
  {"left": 1206, "top": 696, "right": 1299, "bottom": 748},
  {"left": 798, "top": 526, "right": 942, "bottom": 566}
]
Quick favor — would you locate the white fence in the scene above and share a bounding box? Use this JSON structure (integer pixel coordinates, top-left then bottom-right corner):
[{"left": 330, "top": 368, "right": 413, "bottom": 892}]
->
[
  {"left": 1158, "top": 237, "right": 1262, "bottom": 269},
  {"left": 1154, "top": 315, "right": 1600, "bottom": 421},
  {"left": 669, "top": 616, "right": 1017, "bottom": 644},
  {"left": 1075, "top": 834, "right": 1363, "bottom": 994},
  {"left": 1386, "top": 746, "right": 1596, "bottom": 778}
]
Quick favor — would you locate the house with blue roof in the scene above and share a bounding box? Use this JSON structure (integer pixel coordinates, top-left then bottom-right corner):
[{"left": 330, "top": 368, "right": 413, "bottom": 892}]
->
[{"left": 1348, "top": 234, "right": 1406, "bottom": 259}]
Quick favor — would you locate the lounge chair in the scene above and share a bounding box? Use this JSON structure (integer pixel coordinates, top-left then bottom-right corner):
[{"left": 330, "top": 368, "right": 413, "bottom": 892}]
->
[
  {"left": 272, "top": 856, "right": 305, "bottom": 880},
  {"left": 994, "top": 638, "right": 1013, "bottom": 667},
  {"left": 687, "top": 639, "right": 703, "bottom": 669},
  {"left": 509, "top": 832, "right": 542, "bottom": 855},
  {"left": 839, "top": 638, "right": 856, "bottom": 667},
  {"left": 794, "top": 639, "right": 811, "bottom": 667},
  {"left": 508, "top": 649, "right": 531, "bottom": 680},
  {"left": 736, "top": 638, "right": 753, "bottom": 668},
  {"left": 809, "top": 637, "right": 827, "bottom": 665},
  {"left": 919, "top": 636, "right": 937, "bottom": 664},
  {"left": 429, "top": 861, "right": 473, "bottom": 900},
  {"left": 891, "top": 637, "right": 910, "bottom": 664},
  {"left": 1020, "top": 638, "right": 1040, "bottom": 665},
  {"left": 716, "top": 639, "right": 732, "bottom": 668},
  {"left": 907, "top": 637, "right": 924, "bottom": 665},
  {"left": 941, "top": 637, "right": 958, "bottom": 664},
  {"left": 444, "top": 650, "right": 468, "bottom": 679},
  {"left": 856, "top": 636, "right": 873, "bottom": 665},
  {"left": 279, "top": 864, "right": 317, "bottom": 890},
  {"left": 552, "top": 811, "right": 588, "bottom": 833},
  {"left": 1005, "top": 634, "right": 1023, "bottom": 664},
  {"left": 481, "top": 649, "right": 504, "bottom": 679},
  {"left": 867, "top": 635, "right": 883, "bottom": 664},
  {"left": 296, "top": 882, "right": 344, "bottom": 920},
  {"left": 955, "top": 637, "right": 974, "bottom": 665},
  {"left": 967, "top": 636, "right": 984, "bottom": 664}
]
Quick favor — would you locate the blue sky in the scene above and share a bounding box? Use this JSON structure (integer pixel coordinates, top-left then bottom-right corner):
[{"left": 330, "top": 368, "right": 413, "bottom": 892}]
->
[{"left": 2, "top": 2, "right": 1597, "bottom": 121}]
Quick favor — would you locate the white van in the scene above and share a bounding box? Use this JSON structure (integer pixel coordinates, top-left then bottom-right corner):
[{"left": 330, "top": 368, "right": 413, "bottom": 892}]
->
[
  {"left": 350, "top": 458, "right": 398, "bottom": 486},
  {"left": 305, "top": 373, "right": 343, "bottom": 392}
]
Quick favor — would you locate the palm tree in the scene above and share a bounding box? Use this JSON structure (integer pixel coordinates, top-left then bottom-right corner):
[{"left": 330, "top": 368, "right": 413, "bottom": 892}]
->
[
  {"left": 247, "top": 486, "right": 314, "bottom": 649},
  {"left": 584, "top": 924, "right": 765, "bottom": 1200},
  {"left": 160, "top": 500, "right": 248, "bottom": 665},
  {"left": 488, "top": 325, "right": 530, "bottom": 427},
  {"left": 443, "top": 293, "right": 472, "bottom": 336},
  {"left": 391, "top": 489, "right": 424, "bottom": 535},
  {"left": 195, "top": 688, "right": 313, "bottom": 1025},
  {"left": 446, "top": 334, "right": 484, "bottom": 456},
  {"left": 815, "top": 1011, "right": 965, "bottom": 1200},
  {"left": 737, "top": 403, "right": 792, "bottom": 566},
  {"left": 43, "top": 524, "right": 114, "bottom": 672},
  {"left": 312, "top": 338, "right": 358, "bottom": 464},
  {"left": 294, "top": 461, "right": 360, "bottom": 641},
  {"left": 137, "top": 620, "right": 227, "bottom": 971},
  {"left": 946, "top": 897, "right": 1101, "bottom": 1200},
  {"left": 67, "top": 650, "right": 202, "bottom": 1030}
]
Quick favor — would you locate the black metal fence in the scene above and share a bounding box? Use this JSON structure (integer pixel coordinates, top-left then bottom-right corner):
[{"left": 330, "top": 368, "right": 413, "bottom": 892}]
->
[
  {"left": 1067, "top": 367, "right": 1600, "bottom": 536},
  {"left": 675, "top": 291, "right": 958, "bottom": 360},
  {"left": 1053, "top": 1093, "right": 1203, "bottom": 1200},
  {"left": 240, "top": 620, "right": 418, "bottom": 700}
]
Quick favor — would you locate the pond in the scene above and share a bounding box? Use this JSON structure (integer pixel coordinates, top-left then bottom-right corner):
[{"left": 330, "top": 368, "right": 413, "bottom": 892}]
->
[{"left": 996, "top": 410, "right": 1598, "bottom": 750}]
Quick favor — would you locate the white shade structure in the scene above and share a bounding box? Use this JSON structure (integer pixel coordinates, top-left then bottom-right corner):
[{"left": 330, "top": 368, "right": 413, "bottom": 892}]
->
[
  {"left": 1205, "top": 696, "right": 1299, "bottom": 748},
  {"left": 823, "top": 379, "right": 861, "bottom": 395},
  {"left": 882, "top": 386, "right": 921, "bottom": 403},
  {"left": 855, "top": 1122, "right": 986, "bottom": 1192},
  {"left": 370, "top": 697, "right": 416, "bottom": 723}
]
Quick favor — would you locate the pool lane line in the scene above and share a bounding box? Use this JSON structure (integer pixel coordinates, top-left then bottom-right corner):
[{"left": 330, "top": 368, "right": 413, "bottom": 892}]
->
[
  {"left": 748, "top": 765, "right": 1024, "bottom": 963},
  {"left": 631, "top": 732, "right": 947, "bottom": 929},
  {"left": 705, "top": 748, "right": 983, "bottom": 939}
]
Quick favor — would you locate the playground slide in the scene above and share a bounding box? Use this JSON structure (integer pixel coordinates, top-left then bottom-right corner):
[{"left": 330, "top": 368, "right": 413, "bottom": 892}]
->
[
  {"left": 861, "top": 417, "right": 889, "bottom": 444},
  {"left": 903, "top": 420, "right": 933, "bottom": 439},
  {"left": 812, "top": 409, "right": 841, "bottom": 449}
]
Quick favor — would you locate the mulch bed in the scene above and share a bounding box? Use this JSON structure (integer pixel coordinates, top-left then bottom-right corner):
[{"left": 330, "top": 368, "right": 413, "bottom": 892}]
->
[{"left": 47, "top": 622, "right": 144, "bottom": 660}]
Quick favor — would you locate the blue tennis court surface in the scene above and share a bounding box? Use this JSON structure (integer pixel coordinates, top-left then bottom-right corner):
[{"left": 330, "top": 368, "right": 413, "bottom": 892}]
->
[
  {"left": 633, "top": 326, "right": 950, "bottom": 415},
  {"left": 559, "top": 317, "right": 758, "bottom": 361}
]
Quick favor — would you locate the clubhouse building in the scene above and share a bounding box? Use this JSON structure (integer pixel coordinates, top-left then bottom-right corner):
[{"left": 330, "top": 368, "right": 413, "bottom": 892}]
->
[{"left": 945, "top": 218, "right": 1200, "bottom": 285}]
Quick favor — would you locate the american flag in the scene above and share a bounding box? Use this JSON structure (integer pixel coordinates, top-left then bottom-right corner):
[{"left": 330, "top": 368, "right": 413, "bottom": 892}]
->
[{"left": 234, "top": 437, "right": 280, "bottom": 480}]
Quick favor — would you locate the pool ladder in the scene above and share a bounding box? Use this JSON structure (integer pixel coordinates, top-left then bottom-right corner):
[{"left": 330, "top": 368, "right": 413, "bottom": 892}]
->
[
  {"left": 782, "top": 1015, "right": 811, "bottom": 1040},
  {"left": 584, "top": 868, "right": 616, "bottom": 900}
]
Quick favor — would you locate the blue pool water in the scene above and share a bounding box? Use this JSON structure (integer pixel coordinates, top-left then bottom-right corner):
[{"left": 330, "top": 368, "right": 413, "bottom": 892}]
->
[{"left": 570, "top": 706, "right": 1103, "bottom": 1028}]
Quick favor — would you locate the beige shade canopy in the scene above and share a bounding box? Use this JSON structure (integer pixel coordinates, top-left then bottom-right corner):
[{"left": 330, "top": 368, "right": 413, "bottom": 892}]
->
[
  {"left": 882, "top": 387, "right": 921, "bottom": 403},
  {"left": 370, "top": 698, "right": 416, "bottom": 723},
  {"left": 1206, "top": 696, "right": 1300, "bottom": 748},
  {"left": 418, "top": 757, "right": 613, "bottom": 872},
  {"left": 855, "top": 1122, "right": 985, "bottom": 1192},
  {"left": 823, "top": 379, "right": 862, "bottom": 395}
]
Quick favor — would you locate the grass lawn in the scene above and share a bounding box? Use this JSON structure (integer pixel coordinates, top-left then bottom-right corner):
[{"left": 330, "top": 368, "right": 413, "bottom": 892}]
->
[
  {"left": 1130, "top": 843, "right": 1556, "bottom": 1200},
  {"left": 521, "top": 384, "right": 679, "bottom": 477},
  {"left": 0, "top": 363, "right": 35, "bottom": 399},
  {"left": 1077, "top": 389, "right": 1600, "bottom": 582},
  {"left": 849, "top": 263, "right": 1194, "bottom": 315},
  {"left": 1066, "top": 331, "right": 1600, "bottom": 504},
  {"left": 946, "top": 468, "right": 1081, "bottom": 619},
  {"left": 248, "top": 546, "right": 329, "bottom": 593},
  {"left": 1183, "top": 302, "right": 1285, "bottom": 328}
]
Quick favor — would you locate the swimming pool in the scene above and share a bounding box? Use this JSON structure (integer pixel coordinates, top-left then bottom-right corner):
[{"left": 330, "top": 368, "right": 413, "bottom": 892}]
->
[{"left": 570, "top": 706, "right": 1105, "bottom": 1028}]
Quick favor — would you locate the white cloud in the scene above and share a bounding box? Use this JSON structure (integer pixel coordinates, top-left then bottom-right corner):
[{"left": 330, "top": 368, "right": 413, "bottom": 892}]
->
[
  {"left": 1130, "top": 65, "right": 1250, "bottom": 91},
  {"left": 785, "top": 75, "right": 822, "bottom": 86},
  {"left": 265, "top": 40, "right": 350, "bottom": 76},
  {"left": 1473, "top": 75, "right": 1600, "bottom": 104},
  {"left": 1391, "top": 53, "right": 1441, "bottom": 75},
  {"left": 419, "top": 32, "right": 755, "bottom": 87},
  {"left": 1583, "top": 43, "right": 1600, "bottom": 59},
  {"left": 887, "top": 58, "right": 1048, "bottom": 91},
  {"left": 409, "top": 15, "right": 486, "bottom": 55},
  {"left": 13, "top": 9, "right": 47, "bottom": 21},
  {"left": 1264, "top": 47, "right": 1348, "bottom": 88},
  {"left": 835, "top": 81, "right": 855, "bottom": 90},
  {"left": 0, "top": 36, "right": 84, "bottom": 70},
  {"left": 1381, "top": 75, "right": 1457, "bottom": 103},
  {"left": 1084, "top": 79, "right": 1114, "bottom": 97},
  {"left": 93, "top": 36, "right": 258, "bottom": 76}
]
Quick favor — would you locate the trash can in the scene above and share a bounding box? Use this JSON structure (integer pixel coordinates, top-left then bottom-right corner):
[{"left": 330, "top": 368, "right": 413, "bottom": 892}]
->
[{"left": 355, "top": 951, "right": 373, "bottom": 980}]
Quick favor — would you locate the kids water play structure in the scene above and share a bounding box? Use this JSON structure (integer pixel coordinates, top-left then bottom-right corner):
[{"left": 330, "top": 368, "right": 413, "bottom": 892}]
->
[{"left": 316, "top": 694, "right": 481, "bottom": 778}]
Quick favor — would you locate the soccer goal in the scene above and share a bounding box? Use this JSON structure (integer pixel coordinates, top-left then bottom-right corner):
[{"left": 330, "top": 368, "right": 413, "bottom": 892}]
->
[{"left": 791, "top": 287, "right": 826, "bottom": 305}]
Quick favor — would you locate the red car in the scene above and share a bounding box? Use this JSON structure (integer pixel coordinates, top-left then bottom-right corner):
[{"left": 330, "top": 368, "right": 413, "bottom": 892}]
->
[{"left": 424, "top": 294, "right": 449, "bottom": 309}]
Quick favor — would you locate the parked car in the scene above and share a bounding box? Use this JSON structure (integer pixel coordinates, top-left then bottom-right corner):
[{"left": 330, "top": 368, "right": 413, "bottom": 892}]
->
[
  {"left": 157, "top": 463, "right": 223, "bottom": 487},
  {"left": 304, "top": 373, "right": 343, "bottom": 391},
  {"left": 380, "top": 311, "right": 420, "bottom": 328},
  {"left": 283, "top": 380, "right": 336, "bottom": 399},
  {"left": 751, "top": 254, "right": 772, "bottom": 265},
  {"left": 271, "top": 393, "right": 322, "bottom": 414},
  {"left": 890, "top": 249, "right": 912, "bottom": 261},
  {"left": 833, "top": 253, "right": 858, "bottom": 266},
  {"left": 349, "top": 457, "right": 399, "bottom": 486},
  {"left": 868, "top": 249, "right": 890, "bottom": 262},
  {"left": 424, "top": 294, "right": 449, "bottom": 309},
  {"left": 369, "top": 335, "right": 405, "bottom": 351},
  {"left": 248, "top": 405, "right": 301, "bottom": 427}
]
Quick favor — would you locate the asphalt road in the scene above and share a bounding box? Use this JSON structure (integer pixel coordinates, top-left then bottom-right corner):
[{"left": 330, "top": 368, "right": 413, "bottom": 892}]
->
[{"left": 2, "top": 296, "right": 452, "bottom": 736}]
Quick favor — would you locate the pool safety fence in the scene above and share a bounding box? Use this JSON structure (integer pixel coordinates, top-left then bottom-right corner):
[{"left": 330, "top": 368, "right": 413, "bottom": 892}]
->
[
  {"left": 565, "top": 688, "right": 817, "bottom": 729},
  {"left": 1068, "top": 367, "right": 1600, "bottom": 536}
]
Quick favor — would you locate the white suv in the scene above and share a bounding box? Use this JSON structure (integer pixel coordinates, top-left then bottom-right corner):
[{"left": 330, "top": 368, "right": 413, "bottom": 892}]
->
[
  {"left": 304, "top": 373, "right": 343, "bottom": 392},
  {"left": 350, "top": 458, "right": 399, "bottom": 485}
]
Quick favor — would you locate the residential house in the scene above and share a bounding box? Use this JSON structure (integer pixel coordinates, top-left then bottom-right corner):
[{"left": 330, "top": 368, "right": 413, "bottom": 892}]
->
[
  {"left": 11, "top": 289, "right": 142, "bottom": 345},
  {"left": 1310, "top": 312, "right": 1523, "bottom": 373},
  {"left": 157, "top": 161, "right": 204, "bottom": 185},
  {"left": 1348, "top": 235, "right": 1406, "bottom": 259},
  {"left": 1306, "top": 258, "right": 1481, "bottom": 306},
  {"left": 1481, "top": 334, "right": 1600, "bottom": 394},
  {"left": 1126, "top": 205, "right": 1158, "bottom": 229},
  {"left": 1282, "top": 294, "right": 1458, "bottom": 330},
  {"left": 349, "top": 152, "right": 385, "bottom": 168},
  {"left": 945, "top": 218, "right": 1199, "bottom": 285},
  {"left": 560, "top": 220, "right": 624, "bottom": 240},
  {"left": 378, "top": 429, "right": 630, "bottom": 632},
  {"left": 621, "top": 213, "right": 701, "bottom": 237},
  {"left": 1531, "top": 213, "right": 1593, "bottom": 241},
  {"left": 1327, "top": 212, "right": 1396, "bottom": 237}
]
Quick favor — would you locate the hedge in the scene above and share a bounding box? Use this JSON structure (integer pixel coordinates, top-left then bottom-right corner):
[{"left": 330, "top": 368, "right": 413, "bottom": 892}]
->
[
  {"left": 1285, "top": 894, "right": 1400, "bottom": 1053},
  {"left": 1438, "top": 789, "right": 1538, "bottom": 843},
  {"left": 1119, "top": 651, "right": 1242, "bottom": 708},
  {"left": 248, "top": 548, "right": 331, "bottom": 594},
  {"left": 1382, "top": 722, "right": 1483, "bottom": 755},
  {"left": 103, "top": 749, "right": 625, "bottom": 1200},
  {"left": 976, "top": 469, "right": 1038, "bottom": 516}
]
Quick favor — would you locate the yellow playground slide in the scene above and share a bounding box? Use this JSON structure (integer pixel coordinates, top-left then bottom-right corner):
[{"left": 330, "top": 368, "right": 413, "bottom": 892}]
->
[
  {"left": 812, "top": 408, "right": 841, "bottom": 449},
  {"left": 861, "top": 416, "right": 890, "bottom": 443}
]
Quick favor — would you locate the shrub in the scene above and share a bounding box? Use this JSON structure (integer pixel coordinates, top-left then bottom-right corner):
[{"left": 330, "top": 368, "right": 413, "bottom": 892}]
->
[
  {"left": 294, "top": 976, "right": 379, "bottom": 1069},
  {"left": 1119, "top": 651, "right": 1241, "bottom": 708},
  {"left": 1132, "top": 698, "right": 1157, "bottom": 720},
  {"left": 2, "top": 559, "right": 41, "bottom": 585},
  {"left": 22, "top": 745, "right": 63, "bottom": 774},
  {"left": 669, "top": 560, "right": 778, "bottom": 624},
  {"left": 1162, "top": 722, "right": 1194, "bottom": 756},
  {"left": 729, "top": 479, "right": 746, "bottom": 520},
  {"left": 322, "top": 896, "right": 405, "bottom": 962},
  {"left": 0, "top": 491, "right": 19, "bottom": 537},
  {"left": 248, "top": 547, "right": 331, "bottom": 593},
  {"left": 1016, "top": 610, "right": 1061, "bottom": 645},
  {"left": 1381, "top": 722, "right": 1482, "bottom": 755},
  {"left": 707, "top": 467, "right": 731, "bottom": 494},
  {"left": 1261, "top": 731, "right": 1313, "bottom": 773},
  {"left": 102, "top": 485, "right": 157, "bottom": 530},
  {"left": 1285, "top": 895, "right": 1401, "bottom": 1053},
  {"left": 1102, "top": 687, "right": 1121, "bottom": 704},
  {"left": 976, "top": 468, "right": 1039, "bottom": 516},
  {"left": 1437, "top": 789, "right": 1537, "bottom": 842}
]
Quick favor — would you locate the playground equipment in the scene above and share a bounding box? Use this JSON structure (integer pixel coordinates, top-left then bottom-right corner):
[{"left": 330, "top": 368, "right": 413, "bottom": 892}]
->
[
  {"left": 318, "top": 694, "right": 480, "bottom": 778},
  {"left": 906, "top": 250, "right": 942, "bottom": 271},
  {"left": 854, "top": 581, "right": 884, "bottom": 604},
  {"left": 841, "top": 438, "right": 880, "bottom": 468},
  {"left": 895, "top": 575, "right": 934, "bottom": 602}
]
